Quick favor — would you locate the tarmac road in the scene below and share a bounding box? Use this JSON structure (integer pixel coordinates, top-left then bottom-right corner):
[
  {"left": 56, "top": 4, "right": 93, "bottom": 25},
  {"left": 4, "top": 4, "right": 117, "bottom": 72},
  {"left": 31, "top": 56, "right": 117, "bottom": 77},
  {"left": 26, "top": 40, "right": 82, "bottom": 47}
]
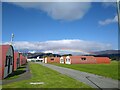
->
[{"left": 36, "top": 62, "right": 120, "bottom": 90}]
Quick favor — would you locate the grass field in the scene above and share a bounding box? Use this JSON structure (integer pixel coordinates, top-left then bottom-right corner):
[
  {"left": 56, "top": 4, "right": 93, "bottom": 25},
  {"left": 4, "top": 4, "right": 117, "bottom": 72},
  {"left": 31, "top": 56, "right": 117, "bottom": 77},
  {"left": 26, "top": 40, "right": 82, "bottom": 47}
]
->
[
  {"left": 3, "top": 62, "right": 92, "bottom": 88},
  {"left": 53, "top": 61, "right": 120, "bottom": 80},
  {"left": 0, "top": 85, "right": 2, "bottom": 89}
]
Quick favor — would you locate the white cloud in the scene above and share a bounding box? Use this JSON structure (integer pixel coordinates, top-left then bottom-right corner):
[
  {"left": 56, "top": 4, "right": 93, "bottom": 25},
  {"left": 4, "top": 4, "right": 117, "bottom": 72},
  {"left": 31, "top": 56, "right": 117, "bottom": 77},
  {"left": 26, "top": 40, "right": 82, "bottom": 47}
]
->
[
  {"left": 2, "top": 1, "right": 117, "bottom": 22},
  {"left": 3, "top": 39, "right": 112, "bottom": 55},
  {"left": 102, "top": 2, "right": 116, "bottom": 8},
  {"left": 4, "top": 2, "right": 91, "bottom": 21},
  {"left": 98, "top": 15, "right": 118, "bottom": 25}
]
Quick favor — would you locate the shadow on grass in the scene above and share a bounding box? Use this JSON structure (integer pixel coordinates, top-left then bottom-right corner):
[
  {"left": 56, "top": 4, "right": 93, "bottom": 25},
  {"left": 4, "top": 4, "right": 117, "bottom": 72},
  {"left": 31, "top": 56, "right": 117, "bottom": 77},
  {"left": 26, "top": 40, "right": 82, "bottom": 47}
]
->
[
  {"left": 17, "top": 66, "right": 26, "bottom": 69},
  {"left": 5, "top": 66, "right": 26, "bottom": 79},
  {"left": 7, "top": 70, "right": 26, "bottom": 77},
  {"left": 6, "top": 70, "right": 26, "bottom": 79}
]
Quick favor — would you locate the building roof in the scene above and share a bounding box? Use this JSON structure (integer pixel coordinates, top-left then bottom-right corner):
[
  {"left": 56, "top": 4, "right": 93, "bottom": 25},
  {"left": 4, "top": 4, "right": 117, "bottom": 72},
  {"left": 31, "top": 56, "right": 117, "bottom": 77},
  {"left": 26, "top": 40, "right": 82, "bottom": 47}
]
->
[
  {"left": 0, "top": 45, "right": 13, "bottom": 66},
  {"left": 95, "top": 57, "right": 110, "bottom": 63},
  {"left": 69, "top": 55, "right": 95, "bottom": 58}
]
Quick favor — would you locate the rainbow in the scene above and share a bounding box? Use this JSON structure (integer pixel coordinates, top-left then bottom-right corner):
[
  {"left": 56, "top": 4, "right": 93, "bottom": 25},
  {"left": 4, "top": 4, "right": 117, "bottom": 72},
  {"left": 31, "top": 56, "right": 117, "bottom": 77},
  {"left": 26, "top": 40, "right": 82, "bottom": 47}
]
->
[{"left": 53, "top": 48, "right": 92, "bottom": 55}]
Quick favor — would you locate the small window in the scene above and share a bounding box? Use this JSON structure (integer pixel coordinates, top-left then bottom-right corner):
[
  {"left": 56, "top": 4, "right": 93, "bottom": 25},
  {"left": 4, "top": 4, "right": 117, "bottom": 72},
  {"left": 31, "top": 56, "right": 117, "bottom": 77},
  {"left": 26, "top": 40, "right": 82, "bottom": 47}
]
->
[
  {"left": 68, "top": 59, "right": 70, "bottom": 62},
  {"left": 66, "top": 59, "right": 70, "bottom": 62},
  {"left": 51, "top": 58, "right": 54, "bottom": 60},
  {"left": 61, "top": 59, "right": 64, "bottom": 62},
  {"left": 81, "top": 58, "right": 86, "bottom": 60},
  {"left": 9, "top": 56, "right": 13, "bottom": 65},
  {"left": 5, "top": 56, "right": 8, "bottom": 66}
]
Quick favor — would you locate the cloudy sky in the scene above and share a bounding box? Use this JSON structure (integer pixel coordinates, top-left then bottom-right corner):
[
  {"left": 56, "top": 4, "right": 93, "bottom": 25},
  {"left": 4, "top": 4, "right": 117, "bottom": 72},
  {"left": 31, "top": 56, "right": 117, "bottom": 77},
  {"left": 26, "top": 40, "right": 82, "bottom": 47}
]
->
[{"left": 2, "top": 1, "right": 118, "bottom": 54}]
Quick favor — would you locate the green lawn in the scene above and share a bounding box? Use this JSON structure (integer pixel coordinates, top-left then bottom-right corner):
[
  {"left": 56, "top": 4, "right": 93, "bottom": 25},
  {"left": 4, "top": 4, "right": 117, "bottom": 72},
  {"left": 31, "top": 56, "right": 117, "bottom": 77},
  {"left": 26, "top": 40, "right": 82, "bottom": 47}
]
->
[
  {"left": 53, "top": 61, "right": 120, "bottom": 80},
  {"left": 0, "top": 85, "right": 2, "bottom": 89},
  {"left": 3, "top": 62, "right": 92, "bottom": 88}
]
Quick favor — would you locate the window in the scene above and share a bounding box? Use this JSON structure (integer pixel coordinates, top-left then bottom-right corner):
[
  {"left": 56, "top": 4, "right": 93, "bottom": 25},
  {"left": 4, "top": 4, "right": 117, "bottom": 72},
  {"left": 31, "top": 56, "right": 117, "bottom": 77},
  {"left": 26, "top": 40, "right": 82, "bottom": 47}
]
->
[
  {"left": 61, "top": 59, "right": 64, "bottom": 62},
  {"left": 81, "top": 58, "right": 86, "bottom": 60},
  {"left": 66, "top": 59, "right": 70, "bottom": 62},
  {"left": 68, "top": 59, "right": 70, "bottom": 62},
  {"left": 51, "top": 58, "right": 54, "bottom": 60},
  {"left": 9, "top": 56, "right": 13, "bottom": 65},
  {"left": 5, "top": 56, "right": 8, "bottom": 66}
]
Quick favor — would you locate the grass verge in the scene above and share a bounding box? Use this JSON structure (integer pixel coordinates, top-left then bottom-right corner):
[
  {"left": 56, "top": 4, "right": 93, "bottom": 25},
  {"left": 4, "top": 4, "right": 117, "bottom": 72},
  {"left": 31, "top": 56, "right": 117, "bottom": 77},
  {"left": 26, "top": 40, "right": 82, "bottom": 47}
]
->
[
  {"left": 3, "top": 62, "right": 92, "bottom": 88},
  {"left": 53, "top": 61, "right": 119, "bottom": 80}
]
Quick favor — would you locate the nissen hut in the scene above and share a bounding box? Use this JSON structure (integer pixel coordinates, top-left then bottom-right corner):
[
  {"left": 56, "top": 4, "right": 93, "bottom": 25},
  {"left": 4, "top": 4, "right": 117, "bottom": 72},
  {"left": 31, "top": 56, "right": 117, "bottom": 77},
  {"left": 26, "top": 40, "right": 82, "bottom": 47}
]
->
[
  {"left": 95, "top": 57, "right": 110, "bottom": 64},
  {"left": 0, "top": 45, "right": 14, "bottom": 79},
  {"left": 64, "top": 56, "right": 110, "bottom": 64},
  {"left": 14, "top": 52, "right": 20, "bottom": 71},
  {"left": 44, "top": 57, "right": 60, "bottom": 63},
  {"left": 20, "top": 54, "right": 27, "bottom": 66}
]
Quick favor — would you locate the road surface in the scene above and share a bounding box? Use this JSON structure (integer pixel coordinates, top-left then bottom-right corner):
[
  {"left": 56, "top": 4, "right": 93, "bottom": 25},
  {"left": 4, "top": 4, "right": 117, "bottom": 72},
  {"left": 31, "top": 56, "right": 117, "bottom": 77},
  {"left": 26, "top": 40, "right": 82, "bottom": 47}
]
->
[{"left": 36, "top": 62, "right": 119, "bottom": 90}]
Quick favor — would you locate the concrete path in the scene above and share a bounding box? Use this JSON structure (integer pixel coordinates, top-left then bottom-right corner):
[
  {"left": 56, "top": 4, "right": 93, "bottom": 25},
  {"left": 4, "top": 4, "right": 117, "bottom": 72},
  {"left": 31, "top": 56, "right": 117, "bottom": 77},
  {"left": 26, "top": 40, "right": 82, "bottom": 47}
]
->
[
  {"left": 1, "top": 63, "right": 32, "bottom": 85},
  {"left": 36, "top": 62, "right": 120, "bottom": 90}
]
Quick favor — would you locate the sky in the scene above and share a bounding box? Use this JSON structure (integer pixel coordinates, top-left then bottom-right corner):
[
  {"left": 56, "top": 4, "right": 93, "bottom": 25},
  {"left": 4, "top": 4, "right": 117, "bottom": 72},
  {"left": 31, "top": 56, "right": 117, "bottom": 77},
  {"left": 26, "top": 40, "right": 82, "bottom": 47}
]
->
[{"left": 2, "top": 1, "right": 119, "bottom": 55}]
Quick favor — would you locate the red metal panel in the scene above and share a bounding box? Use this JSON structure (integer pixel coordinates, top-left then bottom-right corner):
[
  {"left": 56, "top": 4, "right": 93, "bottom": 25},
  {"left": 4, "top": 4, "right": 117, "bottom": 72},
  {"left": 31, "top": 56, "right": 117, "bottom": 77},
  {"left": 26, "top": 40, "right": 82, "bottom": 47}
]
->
[
  {"left": 43, "top": 56, "right": 110, "bottom": 65},
  {"left": 95, "top": 57, "right": 111, "bottom": 64},
  {"left": 46, "top": 57, "right": 60, "bottom": 63},
  {"left": 14, "top": 52, "right": 19, "bottom": 71},
  {"left": 70, "top": 56, "right": 97, "bottom": 64},
  {"left": 20, "top": 54, "right": 27, "bottom": 66},
  {"left": 20, "top": 54, "right": 23, "bottom": 66},
  {"left": 70, "top": 56, "right": 110, "bottom": 64}
]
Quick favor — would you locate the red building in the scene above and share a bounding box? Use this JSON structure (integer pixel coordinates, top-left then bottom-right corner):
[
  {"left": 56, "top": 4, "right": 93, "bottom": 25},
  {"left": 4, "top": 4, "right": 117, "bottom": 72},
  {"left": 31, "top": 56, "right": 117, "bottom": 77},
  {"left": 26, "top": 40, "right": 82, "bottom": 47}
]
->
[
  {"left": 44, "top": 55, "right": 110, "bottom": 64},
  {"left": 65, "top": 56, "right": 110, "bottom": 64},
  {"left": 44, "top": 57, "right": 60, "bottom": 63},
  {"left": 0, "top": 45, "right": 14, "bottom": 79},
  {"left": 95, "top": 57, "right": 110, "bottom": 64},
  {"left": 65, "top": 56, "right": 97, "bottom": 64},
  {"left": 14, "top": 52, "right": 20, "bottom": 71},
  {"left": 20, "top": 54, "right": 27, "bottom": 66}
]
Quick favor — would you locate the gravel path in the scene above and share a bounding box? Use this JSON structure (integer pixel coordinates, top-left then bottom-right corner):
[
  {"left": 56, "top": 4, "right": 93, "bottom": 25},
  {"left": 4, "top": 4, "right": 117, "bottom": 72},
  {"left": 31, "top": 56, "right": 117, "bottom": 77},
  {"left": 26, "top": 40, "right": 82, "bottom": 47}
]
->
[{"left": 36, "top": 62, "right": 119, "bottom": 90}]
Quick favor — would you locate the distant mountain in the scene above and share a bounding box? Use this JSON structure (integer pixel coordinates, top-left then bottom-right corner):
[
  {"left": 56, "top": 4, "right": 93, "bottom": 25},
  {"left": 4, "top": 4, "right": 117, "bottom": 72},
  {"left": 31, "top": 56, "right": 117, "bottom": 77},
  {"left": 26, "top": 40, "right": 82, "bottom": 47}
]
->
[
  {"left": 89, "top": 50, "right": 120, "bottom": 61},
  {"left": 91, "top": 50, "right": 119, "bottom": 55},
  {"left": 15, "top": 49, "right": 119, "bottom": 61},
  {"left": 26, "top": 53, "right": 61, "bottom": 59},
  {"left": 14, "top": 49, "right": 42, "bottom": 53}
]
